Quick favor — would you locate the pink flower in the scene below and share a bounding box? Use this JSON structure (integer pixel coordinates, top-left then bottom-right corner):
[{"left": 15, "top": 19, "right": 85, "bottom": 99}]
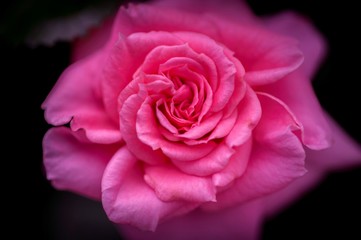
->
[{"left": 42, "top": 0, "right": 361, "bottom": 239}]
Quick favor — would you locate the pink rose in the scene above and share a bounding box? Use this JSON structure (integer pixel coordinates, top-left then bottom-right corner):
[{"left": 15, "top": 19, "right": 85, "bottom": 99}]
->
[{"left": 42, "top": 0, "right": 361, "bottom": 239}]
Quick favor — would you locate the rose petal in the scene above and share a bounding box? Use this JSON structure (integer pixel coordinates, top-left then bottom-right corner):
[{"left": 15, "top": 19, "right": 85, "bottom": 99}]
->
[
  {"left": 42, "top": 52, "right": 121, "bottom": 144},
  {"left": 43, "top": 127, "right": 118, "bottom": 200},
  {"left": 144, "top": 164, "right": 216, "bottom": 202},
  {"left": 306, "top": 112, "right": 361, "bottom": 171},
  {"left": 173, "top": 143, "right": 235, "bottom": 176},
  {"left": 205, "top": 15, "right": 304, "bottom": 86},
  {"left": 212, "top": 138, "right": 252, "bottom": 187},
  {"left": 103, "top": 32, "right": 183, "bottom": 122},
  {"left": 174, "top": 32, "right": 240, "bottom": 112},
  {"left": 134, "top": 99, "right": 217, "bottom": 161},
  {"left": 200, "top": 109, "right": 238, "bottom": 143},
  {"left": 259, "top": 72, "right": 332, "bottom": 150},
  {"left": 114, "top": 4, "right": 303, "bottom": 86},
  {"left": 225, "top": 85, "right": 261, "bottom": 148},
  {"left": 176, "top": 112, "right": 223, "bottom": 140},
  {"left": 263, "top": 11, "right": 327, "bottom": 78},
  {"left": 204, "top": 93, "right": 306, "bottom": 210},
  {"left": 264, "top": 112, "right": 361, "bottom": 217},
  {"left": 101, "top": 147, "right": 199, "bottom": 231},
  {"left": 120, "top": 93, "right": 167, "bottom": 164}
]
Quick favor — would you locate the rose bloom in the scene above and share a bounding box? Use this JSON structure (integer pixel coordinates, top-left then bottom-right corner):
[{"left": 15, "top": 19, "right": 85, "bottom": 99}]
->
[{"left": 42, "top": 0, "right": 361, "bottom": 239}]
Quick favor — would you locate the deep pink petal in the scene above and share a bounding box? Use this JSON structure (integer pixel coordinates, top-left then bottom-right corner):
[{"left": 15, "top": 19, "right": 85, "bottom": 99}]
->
[
  {"left": 263, "top": 11, "right": 327, "bottom": 78},
  {"left": 43, "top": 127, "right": 118, "bottom": 200},
  {"left": 212, "top": 138, "right": 252, "bottom": 187},
  {"left": 204, "top": 93, "right": 306, "bottom": 210},
  {"left": 42, "top": 52, "right": 121, "bottom": 144},
  {"left": 210, "top": 16, "right": 303, "bottom": 86},
  {"left": 119, "top": 199, "right": 263, "bottom": 240},
  {"left": 135, "top": 97, "right": 218, "bottom": 161},
  {"left": 264, "top": 113, "right": 361, "bottom": 217},
  {"left": 113, "top": 4, "right": 303, "bottom": 86},
  {"left": 102, "top": 32, "right": 183, "bottom": 121},
  {"left": 173, "top": 143, "right": 235, "bottom": 176},
  {"left": 176, "top": 113, "right": 223, "bottom": 139},
  {"left": 203, "top": 109, "right": 238, "bottom": 142},
  {"left": 259, "top": 72, "right": 332, "bottom": 150},
  {"left": 144, "top": 165, "right": 216, "bottom": 202},
  {"left": 174, "top": 32, "right": 240, "bottom": 112},
  {"left": 306, "top": 113, "right": 361, "bottom": 171},
  {"left": 101, "top": 147, "right": 199, "bottom": 231},
  {"left": 120, "top": 93, "right": 167, "bottom": 164},
  {"left": 225, "top": 86, "right": 261, "bottom": 148}
]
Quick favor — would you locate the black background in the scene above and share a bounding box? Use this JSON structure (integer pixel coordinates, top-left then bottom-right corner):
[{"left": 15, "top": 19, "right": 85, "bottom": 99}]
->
[{"left": 2, "top": 0, "right": 361, "bottom": 239}]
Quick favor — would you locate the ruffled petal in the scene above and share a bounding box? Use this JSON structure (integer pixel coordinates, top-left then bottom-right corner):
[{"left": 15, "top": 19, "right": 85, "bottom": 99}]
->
[
  {"left": 306, "top": 113, "right": 361, "bottom": 171},
  {"left": 101, "top": 147, "right": 199, "bottom": 231},
  {"left": 212, "top": 138, "right": 252, "bottom": 187},
  {"left": 112, "top": 4, "right": 303, "bottom": 86},
  {"left": 263, "top": 11, "right": 327, "bottom": 78},
  {"left": 264, "top": 113, "right": 361, "bottom": 217},
  {"left": 42, "top": 52, "right": 121, "bottom": 144},
  {"left": 173, "top": 143, "right": 235, "bottom": 176},
  {"left": 102, "top": 31, "right": 183, "bottom": 121},
  {"left": 225, "top": 85, "right": 261, "bottom": 148},
  {"left": 120, "top": 93, "right": 167, "bottom": 164},
  {"left": 43, "top": 127, "right": 118, "bottom": 200},
  {"left": 204, "top": 93, "right": 306, "bottom": 210},
  {"left": 259, "top": 72, "right": 332, "bottom": 150},
  {"left": 144, "top": 165, "right": 216, "bottom": 202}
]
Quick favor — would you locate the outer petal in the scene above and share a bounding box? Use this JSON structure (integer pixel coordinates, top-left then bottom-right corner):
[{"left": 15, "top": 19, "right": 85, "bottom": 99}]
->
[
  {"left": 119, "top": 199, "right": 263, "bottom": 240},
  {"left": 101, "top": 147, "right": 199, "bottom": 231},
  {"left": 172, "top": 143, "right": 235, "bottom": 177},
  {"left": 43, "top": 127, "right": 118, "bottom": 200},
  {"left": 144, "top": 165, "right": 216, "bottom": 202},
  {"left": 203, "top": 93, "right": 306, "bottom": 210},
  {"left": 111, "top": 4, "right": 303, "bottom": 86},
  {"left": 264, "top": 113, "right": 361, "bottom": 217},
  {"left": 259, "top": 72, "right": 332, "bottom": 150},
  {"left": 42, "top": 52, "right": 121, "bottom": 144},
  {"left": 306, "top": 113, "right": 361, "bottom": 171},
  {"left": 263, "top": 11, "right": 327, "bottom": 78}
]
